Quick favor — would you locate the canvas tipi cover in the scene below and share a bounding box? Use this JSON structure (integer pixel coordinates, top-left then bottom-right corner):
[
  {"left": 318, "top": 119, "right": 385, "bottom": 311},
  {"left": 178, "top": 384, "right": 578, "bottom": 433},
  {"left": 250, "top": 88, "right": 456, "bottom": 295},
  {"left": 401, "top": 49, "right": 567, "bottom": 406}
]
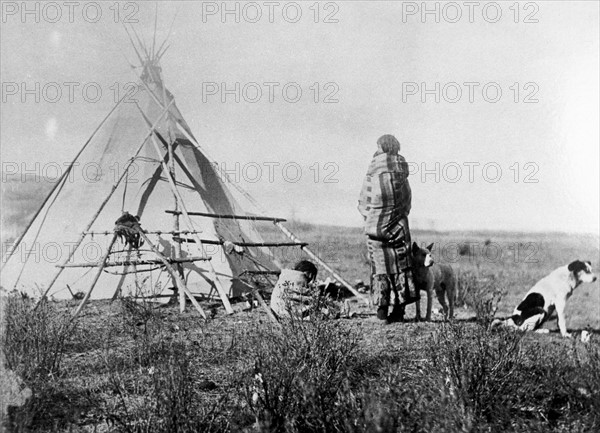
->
[{"left": 1, "top": 57, "right": 281, "bottom": 302}]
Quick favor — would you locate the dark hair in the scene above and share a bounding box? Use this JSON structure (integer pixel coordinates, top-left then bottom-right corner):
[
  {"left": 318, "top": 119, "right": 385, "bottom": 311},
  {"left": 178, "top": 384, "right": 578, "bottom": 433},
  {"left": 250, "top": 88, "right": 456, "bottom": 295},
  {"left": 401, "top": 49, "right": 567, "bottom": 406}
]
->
[
  {"left": 293, "top": 260, "right": 318, "bottom": 281},
  {"left": 377, "top": 134, "right": 400, "bottom": 154}
]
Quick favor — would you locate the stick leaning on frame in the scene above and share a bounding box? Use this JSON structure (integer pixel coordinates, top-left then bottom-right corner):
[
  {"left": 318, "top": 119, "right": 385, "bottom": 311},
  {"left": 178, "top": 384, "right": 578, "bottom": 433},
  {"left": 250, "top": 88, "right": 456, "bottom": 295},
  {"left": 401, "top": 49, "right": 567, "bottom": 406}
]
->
[
  {"left": 70, "top": 228, "right": 208, "bottom": 320},
  {"left": 135, "top": 229, "right": 207, "bottom": 318},
  {"left": 131, "top": 69, "right": 366, "bottom": 305},
  {"left": 133, "top": 102, "right": 234, "bottom": 314},
  {"left": 34, "top": 100, "right": 176, "bottom": 309}
]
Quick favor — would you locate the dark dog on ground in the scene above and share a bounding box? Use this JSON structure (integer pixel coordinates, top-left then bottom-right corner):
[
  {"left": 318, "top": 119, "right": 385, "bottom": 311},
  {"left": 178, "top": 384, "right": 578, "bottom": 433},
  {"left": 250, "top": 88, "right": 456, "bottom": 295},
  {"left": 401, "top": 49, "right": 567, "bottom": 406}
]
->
[{"left": 392, "top": 242, "right": 456, "bottom": 322}]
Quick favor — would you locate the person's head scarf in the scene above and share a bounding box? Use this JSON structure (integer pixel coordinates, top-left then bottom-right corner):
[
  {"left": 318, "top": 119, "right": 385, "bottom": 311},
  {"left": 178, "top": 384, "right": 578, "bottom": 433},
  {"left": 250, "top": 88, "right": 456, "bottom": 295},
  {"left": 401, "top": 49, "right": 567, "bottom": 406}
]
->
[{"left": 376, "top": 134, "right": 400, "bottom": 155}]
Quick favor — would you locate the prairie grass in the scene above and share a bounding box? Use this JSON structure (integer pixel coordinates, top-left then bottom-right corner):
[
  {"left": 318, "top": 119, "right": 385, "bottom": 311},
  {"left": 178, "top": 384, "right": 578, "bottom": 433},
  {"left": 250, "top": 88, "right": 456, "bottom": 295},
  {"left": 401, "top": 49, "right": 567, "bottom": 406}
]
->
[
  {"left": 240, "top": 315, "right": 359, "bottom": 432},
  {"left": 3, "top": 297, "right": 600, "bottom": 432},
  {"left": 456, "top": 269, "right": 506, "bottom": 326},
  {"left": 2, "top": 226, "right": 599, "bottom": 432},
  {"left": 2, "top": 296, "right": 78, "bottom": 431}
]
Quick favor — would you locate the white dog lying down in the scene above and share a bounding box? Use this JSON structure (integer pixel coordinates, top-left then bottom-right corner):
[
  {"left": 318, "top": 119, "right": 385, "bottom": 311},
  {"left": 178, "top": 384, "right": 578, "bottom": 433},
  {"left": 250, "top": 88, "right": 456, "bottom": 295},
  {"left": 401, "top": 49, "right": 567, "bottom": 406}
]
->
[{"left": 493, "top": 260, "right": 597, "bottom": 337}]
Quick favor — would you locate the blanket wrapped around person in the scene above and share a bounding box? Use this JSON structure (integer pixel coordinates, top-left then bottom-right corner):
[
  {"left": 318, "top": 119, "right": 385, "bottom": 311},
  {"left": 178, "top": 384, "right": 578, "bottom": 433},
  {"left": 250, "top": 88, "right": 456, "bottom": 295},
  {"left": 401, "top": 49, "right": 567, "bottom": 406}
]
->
[{"left": 358, "top": 135, "right": 415, "bottom": 317}]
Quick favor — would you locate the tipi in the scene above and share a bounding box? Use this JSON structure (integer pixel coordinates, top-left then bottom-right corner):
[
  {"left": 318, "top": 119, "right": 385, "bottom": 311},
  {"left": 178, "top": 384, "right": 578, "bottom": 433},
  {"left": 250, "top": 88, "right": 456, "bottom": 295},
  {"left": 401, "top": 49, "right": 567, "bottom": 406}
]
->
[{"left": 1, "top": 31, "right": 360, "bottom": 316}]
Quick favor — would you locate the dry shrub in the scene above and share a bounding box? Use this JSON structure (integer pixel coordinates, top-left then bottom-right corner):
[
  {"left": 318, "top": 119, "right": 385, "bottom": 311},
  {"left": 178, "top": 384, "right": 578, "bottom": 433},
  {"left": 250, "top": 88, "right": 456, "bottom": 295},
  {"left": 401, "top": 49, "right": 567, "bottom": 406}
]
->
[
  {"left": 430, "top": 324, "right": 524, "bottom": 428},
  {"left": 118, "top": 289, "right": 174, "bottom": 368},
  {"left": 2, "top": 296, "right": 75, "bottom": 382},
  {"left": 2, "top": 296, "right": 78, "bottom": 431},
  {"left": 574, "top": 341, "right": 600, "bottom": 416},
  {"left": 456, "top": 270, "right": 505, "bottom": 326},
  {"left": 243, "top": 315, "right": 359, "bottom": 432},
  {"left": 104, "top": 340, "right": 229, "bottom": 433},
  {"left": 544, "top": 341, "right": 600, "bottom": 430},
  {"left": 98, "top": 299, "right": 232, "bottom": 433},
  {"left": 238, "top": 320, "right": 600, "bottom": 433},
  {"left": 4, "top": 291, "right": 600, "bottom": 432}
]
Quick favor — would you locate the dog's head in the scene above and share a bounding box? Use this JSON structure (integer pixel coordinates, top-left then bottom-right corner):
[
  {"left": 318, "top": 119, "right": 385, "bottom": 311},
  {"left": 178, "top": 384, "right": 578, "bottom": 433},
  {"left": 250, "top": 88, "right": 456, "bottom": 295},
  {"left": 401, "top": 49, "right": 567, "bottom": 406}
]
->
[
  {"left": 568, "top": 260, "right": 597, "bottom": 284},
  {"left": 411, "top": 242, "right": 434, "bottom": 268}
]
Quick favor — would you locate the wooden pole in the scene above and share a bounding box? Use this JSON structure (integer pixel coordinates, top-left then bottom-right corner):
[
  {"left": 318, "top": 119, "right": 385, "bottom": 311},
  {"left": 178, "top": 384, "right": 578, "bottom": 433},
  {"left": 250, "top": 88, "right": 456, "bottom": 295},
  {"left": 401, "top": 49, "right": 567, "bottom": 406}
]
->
[
  {"left": 139, "top": 107, "right": 359, "bottom": 298},
  {"left": 83, "top": 230, "right": 203, "bottom": 236},
  {"left": 165, "top": 210, "right": 286, "bottom": 222},
  {"left": 34, "top": 100, "right": 175, "bottom": 306},
  {"left": 167, "top": 119, "right": 186, "bottom": 312},
  {"left": 2, "top": 95, "right": 128, "bottom": 272},
  {"left": 253, "top": 290, "right": 280, "bottom": 327},
  {"left": 136, "top": 230, "right": 207, "bottom": 318},
  {"left": 237, "top": 279, "right": 280, "bottom": 327},
  {"left": 72, "top": 234, "right": 118, "bottom": 320},
  {"left": 134, "top": 103, "right": 234, "bottom": 314},
  {"left": 172, "top": 236, "right": 307, "bottom": 248},
  {"left": 128, "top": 67, "right": 359, "bottom": 302},
  {"left": 274, "top": 222, "right": 368, "bottom": 303},
  {"left": 59, "top": 256, "right": 208, "bottom": 268},
  {"left": 110, "top": 244, "right": 133, "bottom": 302},
  {"left": 152, "top": 56, "right": 186, "bottom": 312}
]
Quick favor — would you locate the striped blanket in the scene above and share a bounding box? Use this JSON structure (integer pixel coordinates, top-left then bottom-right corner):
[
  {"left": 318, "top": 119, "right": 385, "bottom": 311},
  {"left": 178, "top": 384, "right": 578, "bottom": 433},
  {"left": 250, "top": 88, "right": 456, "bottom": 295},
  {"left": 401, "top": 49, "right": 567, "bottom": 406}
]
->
[{"left": 358, "top": 151, "right": 412, "bottom": 275}]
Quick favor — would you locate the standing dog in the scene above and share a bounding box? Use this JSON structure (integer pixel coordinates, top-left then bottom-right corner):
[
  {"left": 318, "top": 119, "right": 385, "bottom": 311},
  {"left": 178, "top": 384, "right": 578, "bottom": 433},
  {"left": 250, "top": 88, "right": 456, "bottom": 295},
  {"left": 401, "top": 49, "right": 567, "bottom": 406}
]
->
[
  {"left": 493, "top": 260, "right": 597, "bottom": 337},
  {"left": 410, "top": 242, "right": 457, "bottom": 321}
]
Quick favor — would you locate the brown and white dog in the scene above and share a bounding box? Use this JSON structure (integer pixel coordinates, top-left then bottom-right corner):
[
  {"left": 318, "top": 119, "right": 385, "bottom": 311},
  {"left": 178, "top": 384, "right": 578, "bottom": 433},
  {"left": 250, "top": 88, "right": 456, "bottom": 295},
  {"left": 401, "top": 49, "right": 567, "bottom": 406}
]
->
[
  {"left": 493, "top": 260, "right": 597, "bottom": 337},
  {"left": 410, "top": 242, "right": 457, "bottom": 321}
]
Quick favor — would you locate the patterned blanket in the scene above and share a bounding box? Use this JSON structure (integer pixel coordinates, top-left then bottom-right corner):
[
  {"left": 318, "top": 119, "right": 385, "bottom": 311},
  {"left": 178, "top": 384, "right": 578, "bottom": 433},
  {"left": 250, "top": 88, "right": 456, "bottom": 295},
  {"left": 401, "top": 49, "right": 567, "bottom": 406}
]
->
[
  {"left": 358, "top": 152, "right": 412, "bottom": 241},
  {"left": 358, "top": 151, "right": 412, "bottom": 275}
]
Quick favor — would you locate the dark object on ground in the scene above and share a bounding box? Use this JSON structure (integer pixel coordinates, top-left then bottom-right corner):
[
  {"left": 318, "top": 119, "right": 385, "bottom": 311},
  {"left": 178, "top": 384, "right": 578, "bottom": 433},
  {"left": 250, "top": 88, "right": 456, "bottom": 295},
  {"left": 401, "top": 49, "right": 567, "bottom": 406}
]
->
[
  {"left": 377, "top": 306, "right": 388, "bottom": 321},
  {"left": 319, "top": 281, "right": 356, "bottom": 299},
  {"left": 197, "top": 380, "right": 218, "bottom": 391}
]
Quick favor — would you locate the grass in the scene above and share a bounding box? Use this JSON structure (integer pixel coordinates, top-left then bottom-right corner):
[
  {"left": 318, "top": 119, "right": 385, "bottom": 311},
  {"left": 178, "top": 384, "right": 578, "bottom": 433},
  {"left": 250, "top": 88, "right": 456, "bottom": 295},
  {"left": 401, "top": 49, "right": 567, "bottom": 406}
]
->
[{"left": 1, "top": 224, "right": 599, "bottom": 432}]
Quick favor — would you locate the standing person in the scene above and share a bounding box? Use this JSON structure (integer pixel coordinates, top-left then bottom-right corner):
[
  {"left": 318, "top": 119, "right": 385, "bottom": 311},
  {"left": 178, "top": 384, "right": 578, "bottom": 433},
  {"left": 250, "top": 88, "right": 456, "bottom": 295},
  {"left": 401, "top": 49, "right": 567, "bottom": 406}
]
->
[{"left": 358, "top": 134, "right": 413, "bottom": 322}]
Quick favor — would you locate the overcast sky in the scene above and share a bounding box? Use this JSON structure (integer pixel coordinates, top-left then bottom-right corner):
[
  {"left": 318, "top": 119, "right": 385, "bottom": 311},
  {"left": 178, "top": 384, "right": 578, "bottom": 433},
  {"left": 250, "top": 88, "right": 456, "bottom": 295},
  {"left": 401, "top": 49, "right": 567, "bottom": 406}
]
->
[{"left": 1, "top": 1, "right": 598, "bottom": 234}]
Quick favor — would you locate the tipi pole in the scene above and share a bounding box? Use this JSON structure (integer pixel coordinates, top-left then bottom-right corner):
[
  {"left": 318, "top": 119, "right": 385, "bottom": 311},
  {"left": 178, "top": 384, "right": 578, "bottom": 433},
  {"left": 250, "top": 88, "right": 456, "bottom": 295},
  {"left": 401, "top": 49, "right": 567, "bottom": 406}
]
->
[
  {"left": 165, "top": 210, "right": 285, "bottom": 222},
  {"left": 136, "top": 229, "right": 207, "bottom": 318},
  {"left": 1, "top": 95, "right": 128, "bottom": 272},
  {"left": 253, "top": 290, "right": 280, "bottom": 325},
  {"left": 110, "top": 244, "right": 134, "bottom": 302},
  {"left": 141, "top": 128, "right": 234, "bottom": 314},
  {"left": 152, "top": 59, "right": 186, "bottom": 311},
  {"left": 133, "top": 103, "right": 234, "bottom": 314},
  {"left": 128, "top": 68, "right": 196, "bottom": 138},
  {"left": 72, "top": 234, "right": 118, "bottom": 320},
  {"left": 130, "top": 70, "right": 361, "bottom": 301},
  {"left": 167, "top": 124, "right": 186, "bottom": 312},
  {"left": 204, "top": 159, "right": 366, "bottom": 301},
  {"left": 274, "top": 223, "right": 367, "bottom": 301},
  {"left": 203, "top": 156, "right": 367, "bottom": 301},
  {"left": 238, "top": 279, "right": 280, "bottom": 327},
  {"left": 35, "top": 100, "right": 175, "bottom": 305}
]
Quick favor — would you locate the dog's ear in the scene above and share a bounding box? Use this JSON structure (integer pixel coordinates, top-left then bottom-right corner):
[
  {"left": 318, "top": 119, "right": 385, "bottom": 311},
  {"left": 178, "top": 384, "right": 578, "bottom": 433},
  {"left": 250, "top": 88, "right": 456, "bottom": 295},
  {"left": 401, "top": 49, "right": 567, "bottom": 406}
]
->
[
  {"left": 568, "top": 260, "right": 586, "bottom": 273},
  {"left": 426, "top": 243, "right": 434, "bottom": 251},
  {"left": 412, "top": 242, "right": 419, "bottom": 252}
]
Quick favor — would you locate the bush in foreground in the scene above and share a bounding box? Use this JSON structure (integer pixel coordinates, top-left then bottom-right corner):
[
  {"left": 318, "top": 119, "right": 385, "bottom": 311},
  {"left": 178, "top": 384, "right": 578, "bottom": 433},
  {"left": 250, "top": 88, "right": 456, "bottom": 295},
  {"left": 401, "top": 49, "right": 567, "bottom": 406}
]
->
[
  {"left": 3, "top": 296, "right": 600, "bottom": 432},
  {"left": 2, "top": 296, "right": 78, "bottom": 431}
]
